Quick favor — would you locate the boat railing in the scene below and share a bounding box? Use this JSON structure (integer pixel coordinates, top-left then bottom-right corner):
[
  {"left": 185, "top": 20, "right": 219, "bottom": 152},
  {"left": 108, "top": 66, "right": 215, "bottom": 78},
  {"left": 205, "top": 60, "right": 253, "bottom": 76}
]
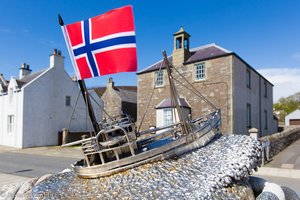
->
[
  {"left": 138, "top": 122, "right": 181, "bottom": 136},
  {"left": 99, "top": 114, "right": 133, "bottom": 130},
  {"left": 191, "top": 110, "right": 218, "bottom": 124}
]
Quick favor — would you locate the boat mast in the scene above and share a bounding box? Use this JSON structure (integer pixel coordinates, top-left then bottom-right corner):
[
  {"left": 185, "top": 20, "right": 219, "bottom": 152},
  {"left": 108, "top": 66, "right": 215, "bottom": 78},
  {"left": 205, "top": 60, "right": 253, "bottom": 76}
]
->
[
  {"left": 58, "top": 15, "right": 100, "bottom": 135},
  {"left": 162, "top": 51, "right": 189, "bottom": 135},
  {"left": 78, "top": 80, "right": 101, "bottom": 134}
]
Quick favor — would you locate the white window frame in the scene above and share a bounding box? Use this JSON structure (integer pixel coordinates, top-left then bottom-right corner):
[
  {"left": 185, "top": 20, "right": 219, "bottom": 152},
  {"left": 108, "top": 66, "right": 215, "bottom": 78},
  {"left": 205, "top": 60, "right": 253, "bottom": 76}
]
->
[
  {"left": 7, "top": 115, "right": 14, "bottom": 133},
  {"left": 195, "top": 63, "right": 205, "bottom": 81},
  {"left": 155, "top": 71, "right": 164, "bottom": 87},
  {"left": 163, "top": 108, "right": 173, "bottom": 126}
]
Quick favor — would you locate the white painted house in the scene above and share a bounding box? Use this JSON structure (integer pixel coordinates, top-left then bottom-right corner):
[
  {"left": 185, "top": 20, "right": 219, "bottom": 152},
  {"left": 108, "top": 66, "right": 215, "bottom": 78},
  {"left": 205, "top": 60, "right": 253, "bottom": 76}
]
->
[
  {"left": 0, "top": 49, "right": 103, "bottom": 148},
  {"left": 285, "top": 109, "right": 300, "bottom": 125}
]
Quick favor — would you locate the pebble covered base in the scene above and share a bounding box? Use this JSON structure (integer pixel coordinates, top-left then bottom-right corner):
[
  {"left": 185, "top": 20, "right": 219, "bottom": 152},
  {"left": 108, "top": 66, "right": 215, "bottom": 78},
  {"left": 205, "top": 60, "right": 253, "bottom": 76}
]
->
[{"left": 30, "top": 135, "right": 261, "bottom": 200}]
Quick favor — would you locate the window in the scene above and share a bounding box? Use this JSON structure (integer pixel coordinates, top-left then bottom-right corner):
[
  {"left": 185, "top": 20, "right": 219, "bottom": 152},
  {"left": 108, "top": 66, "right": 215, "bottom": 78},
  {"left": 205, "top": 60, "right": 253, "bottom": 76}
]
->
[
  {"left": 7, "top": 115, "right": 14, "bottom": 133},
  {"left": 195, "top": 63, "right": 205, "bottom": 80},
  {"left": 246, "top": 69, "right": 251, "bottom": 88},
  {"left": 184, "top": 38, "right": 189, "bottom": 49},
  {"left": 163, "top": 108, "right": 173, "bottom": 126},
  {"left": 155, "top": 71, "right": 164, "bottom": 87},
  {"left": 264, "top": 110, "right": 268, "bottom": 130},
  {"left": 65, "top": 96, "right": 71, "bottom": 106},
  {"left": 176, "top": 37, "right": 182, "bottom": 49},
  {"left": 9, "top": 88, "right": 13, "bottom": 103},
  {"left": 264, "top": 81, "right": 267, "bottom": 98},
  {"left": 246, "top": 103, "right": 251, "bottom": 128}
]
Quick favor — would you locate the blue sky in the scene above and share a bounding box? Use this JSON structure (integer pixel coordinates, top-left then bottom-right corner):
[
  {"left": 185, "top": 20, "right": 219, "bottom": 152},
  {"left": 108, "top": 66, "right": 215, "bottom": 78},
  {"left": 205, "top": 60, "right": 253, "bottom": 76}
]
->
[{"left": 0, "top": 0, "right": 300, "bottom": 101}]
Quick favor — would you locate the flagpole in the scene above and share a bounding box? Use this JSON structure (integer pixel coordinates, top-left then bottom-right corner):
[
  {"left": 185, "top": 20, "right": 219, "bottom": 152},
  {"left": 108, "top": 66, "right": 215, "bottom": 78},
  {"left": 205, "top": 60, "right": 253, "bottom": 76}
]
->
[{"left": 58, "top": 15, "right": 100, "bottom": 136}]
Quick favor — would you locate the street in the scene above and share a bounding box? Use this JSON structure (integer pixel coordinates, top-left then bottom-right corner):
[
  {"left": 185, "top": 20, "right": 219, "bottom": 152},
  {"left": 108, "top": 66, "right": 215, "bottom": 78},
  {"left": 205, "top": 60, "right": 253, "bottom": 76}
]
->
[{"left": 0, "top": 151, "right": 78, "bottom": 178}]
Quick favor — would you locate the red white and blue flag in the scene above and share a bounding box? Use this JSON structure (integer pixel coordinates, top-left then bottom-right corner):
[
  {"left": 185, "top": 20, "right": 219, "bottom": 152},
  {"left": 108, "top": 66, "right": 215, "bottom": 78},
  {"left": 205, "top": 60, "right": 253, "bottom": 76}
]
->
[{"left": 62, "top": 5, "right": 137, "bottom": 80}]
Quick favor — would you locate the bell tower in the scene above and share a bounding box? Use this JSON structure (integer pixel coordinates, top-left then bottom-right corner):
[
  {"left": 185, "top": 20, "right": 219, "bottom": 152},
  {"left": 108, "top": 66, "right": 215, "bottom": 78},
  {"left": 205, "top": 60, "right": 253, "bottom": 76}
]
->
[{"left": 172, "top": 26, "right": 190, "bottom": 66}]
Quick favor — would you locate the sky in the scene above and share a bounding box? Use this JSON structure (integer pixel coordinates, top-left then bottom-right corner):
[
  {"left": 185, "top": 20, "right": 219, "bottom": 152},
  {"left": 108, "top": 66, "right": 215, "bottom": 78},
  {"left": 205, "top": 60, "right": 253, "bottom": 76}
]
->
[{"left": 0, "top": 0, "right": 299, "bottom": 102}]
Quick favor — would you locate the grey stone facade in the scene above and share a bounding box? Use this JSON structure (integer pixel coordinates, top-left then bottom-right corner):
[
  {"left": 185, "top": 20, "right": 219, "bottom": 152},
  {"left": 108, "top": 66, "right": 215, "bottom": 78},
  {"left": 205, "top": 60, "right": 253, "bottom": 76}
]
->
[
  {"left": 99, "top": 78, "right": 137, "bottom": 121},
  {"left": 137, "top": 27, "right": 277, "bottom": 136}
]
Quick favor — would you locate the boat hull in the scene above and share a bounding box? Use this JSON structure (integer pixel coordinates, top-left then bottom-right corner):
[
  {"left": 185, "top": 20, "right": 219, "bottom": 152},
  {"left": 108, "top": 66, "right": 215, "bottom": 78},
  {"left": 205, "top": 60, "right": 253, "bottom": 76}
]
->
[{"left": 72, "top": 111, "right": 221, "bottom": 178}]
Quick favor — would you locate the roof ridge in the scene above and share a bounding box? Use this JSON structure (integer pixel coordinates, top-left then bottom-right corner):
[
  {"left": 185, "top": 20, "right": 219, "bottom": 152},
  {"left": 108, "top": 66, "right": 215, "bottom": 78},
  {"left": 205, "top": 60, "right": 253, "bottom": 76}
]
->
[
  {"left": 137, "top": 55, "right": 172, "bottom": 74},
  {"left": 190, "top": 43, "right": 232, "bottom": 53}
]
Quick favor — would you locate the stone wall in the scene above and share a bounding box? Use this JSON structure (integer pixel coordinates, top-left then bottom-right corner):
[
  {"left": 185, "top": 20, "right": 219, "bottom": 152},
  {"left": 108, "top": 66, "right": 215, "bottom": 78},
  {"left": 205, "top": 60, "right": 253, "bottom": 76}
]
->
[
  {"left": 137, "top": 55, "right": 232, "bottom": 133},
  {"left": 101, "top": 81, "right": 122, "bottom": 119},
  {"left": 260, "top": 126, "right": 300, "bottom": 158}
]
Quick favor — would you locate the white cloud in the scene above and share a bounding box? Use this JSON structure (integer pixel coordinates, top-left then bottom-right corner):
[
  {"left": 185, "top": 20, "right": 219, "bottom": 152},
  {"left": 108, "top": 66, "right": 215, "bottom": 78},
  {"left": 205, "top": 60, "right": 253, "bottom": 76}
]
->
[{"left": 258, "top": 68, "right": 300, "bottom": 102}]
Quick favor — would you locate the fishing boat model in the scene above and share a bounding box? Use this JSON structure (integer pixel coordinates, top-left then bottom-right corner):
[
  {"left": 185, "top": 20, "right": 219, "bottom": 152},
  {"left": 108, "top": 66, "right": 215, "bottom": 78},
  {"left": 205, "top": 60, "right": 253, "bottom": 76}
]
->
[
  {"left": 62, "top": 51, "right": 221, "bottom": 178},
  {"left": 58, "top": 6, "right": 221, "bottom": 178}
]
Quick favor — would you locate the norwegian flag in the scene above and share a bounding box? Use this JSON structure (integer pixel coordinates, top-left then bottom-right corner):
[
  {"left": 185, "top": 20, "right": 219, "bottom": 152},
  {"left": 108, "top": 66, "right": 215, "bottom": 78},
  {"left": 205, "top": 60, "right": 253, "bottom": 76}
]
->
[{"left": 62, "top": 6, "right": 137, "bottom": 80}]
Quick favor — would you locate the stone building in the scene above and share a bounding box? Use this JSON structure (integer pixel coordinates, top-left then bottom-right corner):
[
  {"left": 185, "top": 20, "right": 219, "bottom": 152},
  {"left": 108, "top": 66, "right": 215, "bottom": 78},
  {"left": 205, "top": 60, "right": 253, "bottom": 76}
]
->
[
  {"left": 137, "top": 27, "right": 277, "bottom": 137},
  {"left": 94, "top": 78, "right": 137, "bottom": 121},
  {"left": 0, "top": 49, "right": 102, "bottom": 148}
]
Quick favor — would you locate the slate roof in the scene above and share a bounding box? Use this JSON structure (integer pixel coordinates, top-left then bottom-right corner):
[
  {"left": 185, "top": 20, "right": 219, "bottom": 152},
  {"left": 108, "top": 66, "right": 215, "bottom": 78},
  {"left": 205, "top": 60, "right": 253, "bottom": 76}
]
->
[
  {"left": 156, "top": 97, "right": 190, "bottom": 109},
  {"left": 92, "top": 86, "right": 137, "bottom": 104},
  {"left": 16, "top": 69, "right": 46, "bottom": 88},
  {"left": 137, "top": 43, "right": 273, "bottom": 86},
  {"left": 137, "top": 43, "right": 231, "bottom": 75},
  {"left": 0, "top": 74, "right": 8, "bottom": 92}
]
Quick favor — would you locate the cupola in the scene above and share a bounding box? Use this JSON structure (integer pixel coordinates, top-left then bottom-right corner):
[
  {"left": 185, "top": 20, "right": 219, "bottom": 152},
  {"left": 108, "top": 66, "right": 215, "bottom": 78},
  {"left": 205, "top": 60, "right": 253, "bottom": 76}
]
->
[{"left": 172, "top": 26, "right": 191, "bottom": 66}]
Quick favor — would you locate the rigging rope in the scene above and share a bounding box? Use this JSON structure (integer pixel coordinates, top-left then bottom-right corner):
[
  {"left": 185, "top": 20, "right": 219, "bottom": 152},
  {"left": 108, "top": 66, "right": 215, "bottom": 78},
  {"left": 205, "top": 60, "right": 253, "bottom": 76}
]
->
[
  {"left": 86, "top": 89, "right": 113, "bottom": 121},
  {"left": 172, "top": 65, "right": 218, "bottom": 110},
  {"left": 67, "top": 90, "right": 81, "bottom": 131},
  {"left": 137, "top": 62, "right": 164, "bottom": 133}
]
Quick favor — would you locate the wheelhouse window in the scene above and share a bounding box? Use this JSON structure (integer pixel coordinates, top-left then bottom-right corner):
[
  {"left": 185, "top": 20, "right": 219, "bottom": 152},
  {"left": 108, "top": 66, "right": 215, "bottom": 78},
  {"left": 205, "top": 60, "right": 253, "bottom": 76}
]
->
[
  {"left": 195, "top": 63, "right": 205, "bottom": 81},
  {"left": 163, "top": 108, "right": 173, "bottom": 126},
  {"left": 247, "top": 103, "right": 251, "bottom": 128},
  {"left": 65, "top": 96, "right": 71, "bottom": 106},
  {"left": 246, "top": 68, "right": 251, "bottom": 88},
  {"left": 7, "top": 115, "right": 14, "bottom": 133},
  {"left": 155, "top": 71, "right": 164, "bottom": 87}
]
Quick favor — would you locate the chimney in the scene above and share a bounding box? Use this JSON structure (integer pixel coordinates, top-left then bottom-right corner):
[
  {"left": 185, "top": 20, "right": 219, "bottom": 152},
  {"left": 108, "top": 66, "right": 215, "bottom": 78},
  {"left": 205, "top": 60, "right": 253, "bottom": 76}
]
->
[
  {"left": 0, "top": 73, "right": 8, "bottom": 86},
  {"left": 19, "top": 63, "right": 32, "bottom": 79},
  {"left": 50, "top": 48, "right": 65, "bottom": 68},
  {"left": 107, "top": 77, "right": 115, "bottom": 89},
  {"left": 72, "top": 75, "right": 78, "bottom": 82}
]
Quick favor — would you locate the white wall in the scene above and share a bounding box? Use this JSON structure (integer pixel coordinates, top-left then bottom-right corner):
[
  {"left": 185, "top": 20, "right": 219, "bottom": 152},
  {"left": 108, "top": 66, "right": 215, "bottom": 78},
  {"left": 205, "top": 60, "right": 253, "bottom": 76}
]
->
[
  {"left": 285, "top": 110, "right": 300, "bottom": 125},
  {"left": 156, "top": 107, "right": 190, "bottom": 127},
  {"left": 21, "top": 54, "right": 102, "bottom": 148},
  {"left": 0, "top": 78, "right": 24, "bottom": 148}
]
